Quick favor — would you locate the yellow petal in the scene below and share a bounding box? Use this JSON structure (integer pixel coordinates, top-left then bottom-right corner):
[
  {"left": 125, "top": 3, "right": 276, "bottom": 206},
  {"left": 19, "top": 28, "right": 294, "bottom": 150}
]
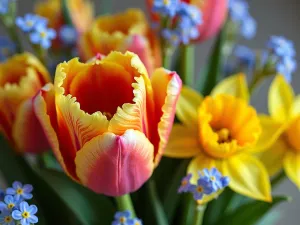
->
[
  {"left": 250, "top": 114, "right": 286, "bottom": 153},
  {"left": 164, "top": 124, "right": 200, "bottom": 158},
  {"left": 222, "top": 154, "right": 272, "bottom": 202},
  {"left": 211, "top": 73, "right": 249, "bottom": 102},
  {"left": 176, "top": 85, "right": 203, "bottom": 128},
  {"left": 283, "top": 151, "right": 300, "bottom": 189},
  {"left": 258, "top": 137, "right": 288, "bottom": 177},
  {"left": 269, "top": 75, "right": 294, "bottom": 123},
  {"left": 291, "top": 95, "right": 300, "bottom": 118}
]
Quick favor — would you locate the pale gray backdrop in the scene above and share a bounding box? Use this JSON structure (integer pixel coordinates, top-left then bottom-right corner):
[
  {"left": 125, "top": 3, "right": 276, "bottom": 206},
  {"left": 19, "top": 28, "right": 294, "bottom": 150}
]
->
[{"left": 1, "top": 0, "right": 299, "bottom": 224}]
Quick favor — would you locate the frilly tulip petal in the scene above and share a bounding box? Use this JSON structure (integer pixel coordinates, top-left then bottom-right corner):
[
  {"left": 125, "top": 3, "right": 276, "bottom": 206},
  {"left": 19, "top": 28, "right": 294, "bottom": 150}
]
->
[
  {"left": 151, "top": 68, "right": 182, "bottom": 164},
  {"left": 164, "top": 124, "right": 200, "bottom": 158},
  {"left": 176, "top": 86, "right": 203, "bottom": 128},
  {"left": 75, "top": 129, "right": 154, "bottom": 196},
  {"left": 211, "top": 74, "right": 249, "bottom": 102},
  {"left": 222, "top": 153, "right": 272, "bottom": 202},
  {"left": 12, "top": 98, "right": 49, "bottom": 154},
  {"left": 283, "top": 151, "right": 300, "bottom": 189},
  {"left": 269, "top": 75, "right": 295, "bottom": 123}
]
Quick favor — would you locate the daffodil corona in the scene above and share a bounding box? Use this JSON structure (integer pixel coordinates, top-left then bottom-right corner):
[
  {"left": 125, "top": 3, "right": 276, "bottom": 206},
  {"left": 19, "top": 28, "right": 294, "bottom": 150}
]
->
[{"left": 165, "top": 74, "right": 272, "bottom": 202}]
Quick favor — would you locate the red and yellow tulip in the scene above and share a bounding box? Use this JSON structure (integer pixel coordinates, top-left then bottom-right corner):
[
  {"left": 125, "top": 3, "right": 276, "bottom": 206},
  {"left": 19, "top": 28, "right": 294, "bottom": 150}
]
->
[
  {"left": 146, "top": 0, "right": 228, "bottom": 42},
  {"left": 33, "top": 51, "right": 182, "bottom": 196},
  {"left": 79, "top": 9, "right": 161, "bottom": 75},
  {"left": 165, "top": 74, "right": 272, "bottom": 202},
  {"left": 0, "top": 53, "right": 50, "bottom": 153},
  {"left": 256, "top": 75, "right": 300, "bottom": 189}
]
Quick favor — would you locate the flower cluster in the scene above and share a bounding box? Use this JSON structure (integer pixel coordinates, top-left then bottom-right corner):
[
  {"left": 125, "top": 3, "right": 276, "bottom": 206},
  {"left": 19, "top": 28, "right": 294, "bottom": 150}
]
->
[
  {"left": 228, "top": 0, "right": 257, "bottom": 39},
  {"left": 16, "top": 13, "right": 56, "bottom": 49},
  {"left": 178, "top": 168, "right": 229, "bottom": 201},
  {"left": 0, "top": 181, "right": 38, "bottom": 225},
  {"left": 153, "top": 0, "right": 203, "bottom": 45},
  {"left": 112, "top": 211, "right": 143, "bottom": 225},
  {"left": 267, "top": 36, "right": 297, "bottom": 82}
]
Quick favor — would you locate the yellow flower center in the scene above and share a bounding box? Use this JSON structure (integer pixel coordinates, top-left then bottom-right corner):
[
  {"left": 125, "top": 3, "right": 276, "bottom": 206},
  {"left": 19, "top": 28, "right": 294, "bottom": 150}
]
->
[
  {"left": 22, "top": 211, "right": 30, "bottom": 218},
  {"left": 163, "top": 0, "right": 169, "bottom": 5},
  {"left": 285, "top": 116, "right": 300, "bottom": 153},
  {"left": 181, "top": 180, "right": 188, "bottom": 186},
  {"left": 7, "top": 203, "right": 15, "bottom": 209},
  {"left": 210, "top": 176, "right": 216, "bottom": 182},
  {"left": 196, "top": 186, "right": 203, "bottom": 193},
  {"left": 26, "top": 20, "right": 33, "bottom": 27},
  {"left": 4, "top": 216, "right": 12, "bottom": 222},
  {"left": 119, "top": 217, "right": 126, "bottom": 223},
  {"left": 16, "top": 188, "right": 23, "bottom": 195},
  {"left": 40, "top": 31, "right": 47, "bottom": 38},
  {"left": 198, "top": 94, "right": 261, "bottom": 159}
]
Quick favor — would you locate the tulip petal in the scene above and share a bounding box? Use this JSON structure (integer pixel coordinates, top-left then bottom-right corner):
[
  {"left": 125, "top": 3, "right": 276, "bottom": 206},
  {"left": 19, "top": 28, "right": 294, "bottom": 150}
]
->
[
  {"left": 258, "top": 137, "right": 288, "bottom": 177},
  {"left": 269, "top": 75, "right": 294, "bottom": 123},
  {"left": 176, "top": 85, "right": 203, "bottom": 128},
  {"left": 211, "top": 74, "right": 249, "bottom": 101},
  {"left": 283, "top": 151, "right": 300, "bottom": 189},
  {"left": 33, "top": 84, "right": 77, "bottom": 180},
  {"left": 151, "top": 68, "right": 182, "bottom": 164},
  {"left": 222, "top": 154, "right": 272, "bottom": 202},
  {"left": 164, "top": 124, "right": 200, "bottom": 158},
  {"left": 12, "top": 98, "right": 49, "bottom": 153},
  {"left": 250, "top": 115, "right": 286, "bottom": 153},
  {"left": 75, "top": 129, "right": 154, "bottom": 196}
]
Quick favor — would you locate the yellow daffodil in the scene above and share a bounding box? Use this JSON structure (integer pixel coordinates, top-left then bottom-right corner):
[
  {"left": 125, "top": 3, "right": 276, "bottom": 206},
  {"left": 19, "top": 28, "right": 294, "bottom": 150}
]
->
[
  {"left": 165, "top": 74, "right": 272, "bottom": 202},
  {"left": 255, "top": 75, "right": 300, "bottom": 189}
]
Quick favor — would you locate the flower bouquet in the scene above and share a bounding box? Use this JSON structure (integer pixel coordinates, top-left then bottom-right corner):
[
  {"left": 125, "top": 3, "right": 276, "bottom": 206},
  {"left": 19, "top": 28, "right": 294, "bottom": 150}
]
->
[{"left": 0, "top": 0, "right": 298, "bottom": 225}]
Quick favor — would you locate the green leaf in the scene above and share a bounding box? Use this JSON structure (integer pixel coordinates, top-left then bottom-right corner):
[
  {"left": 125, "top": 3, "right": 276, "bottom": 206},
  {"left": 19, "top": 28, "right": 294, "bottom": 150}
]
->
[
  {"left": 216, "top": 195, "right": 290, "bottom": 225},
  {"left": 62, "top": 0, "right": 74, "bottom": 26},
  {"left": 198, "top": 29, "right": 226, "bottom": 96}
]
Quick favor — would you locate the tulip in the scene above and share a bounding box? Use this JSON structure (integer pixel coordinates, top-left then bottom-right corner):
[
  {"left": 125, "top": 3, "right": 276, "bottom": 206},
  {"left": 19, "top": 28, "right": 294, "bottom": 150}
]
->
[
  {"left": 79, "top": 9, "right": 161, "bottom": 75},
  {"left": 33, "top": 51, "right": 182, "bottom": 196},
  {"left": 146, "top": 0, "right": 228, "bottom": 42},
  {"left": 0, "top": 53, "right": 51, "bottom": 153}
]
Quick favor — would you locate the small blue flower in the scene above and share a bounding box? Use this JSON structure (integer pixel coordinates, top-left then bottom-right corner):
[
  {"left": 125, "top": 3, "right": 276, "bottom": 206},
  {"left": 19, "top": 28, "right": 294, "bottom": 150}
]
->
[
  {"left": 16, "top": 14, "right": 47, "bottom": 33},
  {"left": 0, "top": 195, "right": 19, "bottom": 211},
  {"left": 0, "top": 189, "right": 5, "bottom": 201},
  {"left": 29, "top": 24, "right": 56, "bottom": 49},
  {"left": 12, "top": 201, "right": 38, "bottom": 225},
  {"left": 190, "top": 177, "right": 213, "bottom": 200},
  {"left": 112, "top": 210, "right": 132, "bottom": 225},
  {"left": 152, "top": 0, "right": 180, "bottom": 18},
  {"left": 178, "top": 2, "right": 202, "bottom": 26},
  {"left": 0, "top": 36, "right": 15, "bottom": 62},
  {"left": 6, "top": 181, "right": 33, "bottom": 201},
  {"left": 0, "top": 0, "right": 9, "bottom": 15},
  {"left": 276, "top": 57, "right": 297, "bottom": 83},
  {"left": 234, "top": 45, "right": 255, "bottom": 67},
  {"left": 128, "top": 218, "right": 143, "bottom": 225},
  {"left": 0, "top": 209, "right": 15, "bottom": 225},
  {"left": 201, "top": 168, "right": 223, "bottom": 192},
  {"left": 240, "top": 16, "right": 256, "bottom": 39},
  {"left": 229, "top": 0, "right": 249, "bottom": 22},
  {"left": 178, "top": 173, "right": 193, "bottom": 193},
  {"left": 162, "top": 29, "right": 181, "bottom": 46},
  {"left": 59, "top": 25, "right": 77, "bottom": 46},
  {"left": 220, "top": 176, "right": 230, "bottom": 189},
  {"left": 178, "top": 19, "right": 200, "bottom": 44},
  {"left": 267, "top": 36, "right": 296, "bottom": 58}
]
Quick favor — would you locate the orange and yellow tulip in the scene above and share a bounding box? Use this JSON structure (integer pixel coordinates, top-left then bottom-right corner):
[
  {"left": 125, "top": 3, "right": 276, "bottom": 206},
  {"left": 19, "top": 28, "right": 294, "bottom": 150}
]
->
[
  {"left": 255, "top": 75, "right": 300, "bottom": 189},
  {"left": 146, "top": 0, "right": 228, "bottom": 42},
  {"left": 165, "top": 74, "right": 272, "bottom": 202},
  {"left": 0, "top": 53, "right": 51, "bottom": 153},
  {"left": 33, "top": 51, "right": 182, "bottom": 196},
  {"left": 79, "top": 9, "right": 161, "bottom": 75}
]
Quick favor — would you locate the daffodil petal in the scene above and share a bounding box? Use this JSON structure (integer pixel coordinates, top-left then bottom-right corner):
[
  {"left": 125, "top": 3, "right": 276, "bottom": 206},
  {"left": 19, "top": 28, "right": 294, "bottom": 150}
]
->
[
  {"left": 12, "top": 98, "right": 49, "bottom": 154},
  {"left": 164, "top": 124, "right": 200, "bottom": 158},
  {"left": 269, "top": 75, "right": 295, "bottom": 123},
  {"left": 283, "top": 151, "right": 300, "bottom": 189},
  {"left": 222, "top": 154, "right": 272, "bottom": 202},
  {"left": 176, "top": 85, "right": 202, "bottom": 128},
  {"left": 250, "top": 114, "right": 286, "bottom": 153},
  {"left": 75, "top": 129, "right": 154, "bottom": 196},
  {"left": 211, "top": 73, "right": 249, "bottom": 101},
  {"left": 291, "top": 95, "right": 300, "bottom": 118},
  {"left": 258, "top": 137, "right": 288, "bottom": 177}
]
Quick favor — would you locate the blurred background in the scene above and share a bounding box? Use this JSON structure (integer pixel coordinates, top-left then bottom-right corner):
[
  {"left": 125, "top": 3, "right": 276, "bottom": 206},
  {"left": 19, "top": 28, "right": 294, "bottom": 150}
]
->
[{"left": 1, "top": 0, "right": 299, "bottom": 224}]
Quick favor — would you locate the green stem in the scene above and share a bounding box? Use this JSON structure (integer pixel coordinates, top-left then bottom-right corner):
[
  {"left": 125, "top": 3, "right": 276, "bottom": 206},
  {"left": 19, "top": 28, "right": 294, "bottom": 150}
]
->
[
  {"left": 180, "top": 45, "right": 195, "bottom": 86},
  {"left": 271, "top": 171, "right": 285, "bottom": 188},
  {"left": 248, "top": 72, "right": 264, "bottom": 95},
  {"left": 115, "top": 194, "right": 136, "bottom": 217},
  {"left": 163, "top": 48, "right": 172, "bottom": 69},
  {"left": 192, "top": 204, "right": 206, "bottom": 225},
  {"left": 180, "top": 194, "right": 194, "bottom": 225},
  {"left": 1, "top": 22, "right": 23, "bottom": 53}
]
